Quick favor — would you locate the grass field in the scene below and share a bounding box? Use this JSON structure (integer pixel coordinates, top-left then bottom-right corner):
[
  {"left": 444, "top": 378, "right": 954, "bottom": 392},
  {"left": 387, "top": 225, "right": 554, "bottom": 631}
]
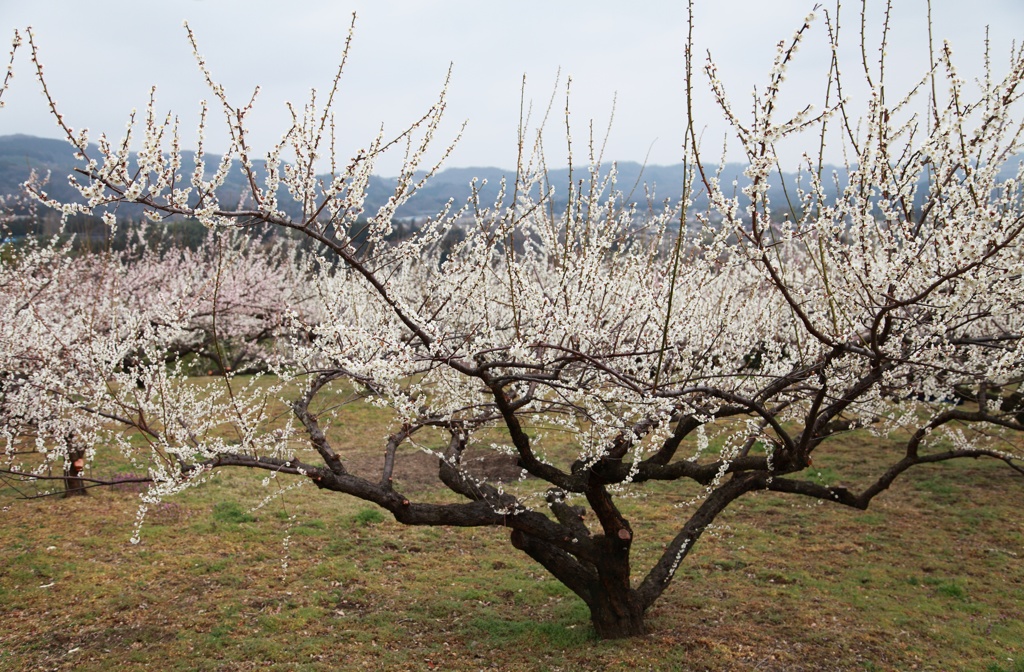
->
[{"left": 1, "top": 402, "right": 1023, "bottom": 671}]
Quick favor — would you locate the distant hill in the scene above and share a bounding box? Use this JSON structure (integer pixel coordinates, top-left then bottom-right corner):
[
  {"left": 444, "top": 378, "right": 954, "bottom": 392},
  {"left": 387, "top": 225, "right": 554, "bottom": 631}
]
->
[
  {"left": 3, "top": 134, "right": 1021, "bottom": 223},
  {"left": 0, "top": 135, "right": 89, "bottom": 207},
  {"left": 0, "top": 134, "right": 811, "bottom": 222},
  {"left": 0, "top": 135, "right": 515, "bottom": 221}
]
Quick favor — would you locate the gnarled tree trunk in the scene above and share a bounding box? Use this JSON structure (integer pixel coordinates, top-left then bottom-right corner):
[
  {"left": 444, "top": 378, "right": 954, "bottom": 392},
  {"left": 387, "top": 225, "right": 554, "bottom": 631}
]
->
[{"left": 510, "top": 527, "right": 649, "bottom": 639}]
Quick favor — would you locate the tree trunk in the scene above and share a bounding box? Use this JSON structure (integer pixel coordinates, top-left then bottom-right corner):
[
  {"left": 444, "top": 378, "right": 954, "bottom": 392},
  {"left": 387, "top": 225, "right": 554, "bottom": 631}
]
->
[
  {"left": 587, "top": 588, "right": 647, "bottom": 639},
  {"left": 62, "top": 453, "right": 87, "bottom": 498},
  {"left": 510, "top": 528, "right": 648, "bottom": 638}
]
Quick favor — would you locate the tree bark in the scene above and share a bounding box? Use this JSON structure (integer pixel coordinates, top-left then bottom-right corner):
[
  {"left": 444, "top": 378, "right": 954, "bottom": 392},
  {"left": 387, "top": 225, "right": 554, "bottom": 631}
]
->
[
  {"left": 511, "top": 528, "right": 649, "bottom": 639},
  {"left": 585, "top": 535, "right": 648, "bottom": 639},
  {"left": 585, "top": 584, "right": 647, "bottom": 639},
  {"left": 62, "top": 452, "right": 87, "bottom": 498}
]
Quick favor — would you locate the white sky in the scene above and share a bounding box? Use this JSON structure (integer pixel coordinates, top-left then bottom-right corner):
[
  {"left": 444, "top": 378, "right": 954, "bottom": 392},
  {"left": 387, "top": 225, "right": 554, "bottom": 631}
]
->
[{"left": 2, "top": 1, "right": 1022, "bottom": 175}]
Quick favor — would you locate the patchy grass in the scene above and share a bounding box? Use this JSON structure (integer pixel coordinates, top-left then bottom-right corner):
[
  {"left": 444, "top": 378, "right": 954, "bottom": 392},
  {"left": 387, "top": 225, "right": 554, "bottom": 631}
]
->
[
  {"left": 1, "top": 389, "right": 1022, "bottom": 670},
  {"left": 353, "top": 508, "right": 386, "bottom": 527}
]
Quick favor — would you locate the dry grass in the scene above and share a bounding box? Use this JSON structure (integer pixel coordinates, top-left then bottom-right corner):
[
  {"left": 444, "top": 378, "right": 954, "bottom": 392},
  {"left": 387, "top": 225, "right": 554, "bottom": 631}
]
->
[{"left": 1, "top": 396, "right": 1022, "bottom": 671}]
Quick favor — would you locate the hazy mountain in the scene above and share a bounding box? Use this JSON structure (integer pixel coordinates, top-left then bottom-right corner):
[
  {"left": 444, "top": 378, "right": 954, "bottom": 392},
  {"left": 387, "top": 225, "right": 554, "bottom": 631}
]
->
[{"left": 3, "top": 134, "right": 1020, "bottom": 224}]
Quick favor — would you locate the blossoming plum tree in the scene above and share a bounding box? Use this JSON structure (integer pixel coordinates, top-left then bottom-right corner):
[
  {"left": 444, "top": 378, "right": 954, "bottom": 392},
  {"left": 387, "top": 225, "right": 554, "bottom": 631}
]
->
[
  {"left": 0, "top": 224, "right": 312, "bottom": 492},
  {"left": 4, "top": 3, "right": 1024, "bottom": 638}
]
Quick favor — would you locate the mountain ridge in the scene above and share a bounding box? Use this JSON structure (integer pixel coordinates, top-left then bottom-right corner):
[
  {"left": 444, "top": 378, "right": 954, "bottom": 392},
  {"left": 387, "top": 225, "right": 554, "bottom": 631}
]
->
[{"left": 3, "top": 134, "right": 1019, "bottom": 223}]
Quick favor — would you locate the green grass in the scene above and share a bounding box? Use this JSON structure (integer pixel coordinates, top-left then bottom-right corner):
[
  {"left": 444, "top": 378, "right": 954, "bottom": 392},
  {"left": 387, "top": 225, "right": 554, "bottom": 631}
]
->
[
  {"left": 211, "top": 501, "right": 257, "bottom": 524},
  {"left": 987, "top": 659, "right": 1024, "bottom": 672},
  {"left": 353, "top": 508, "right": 385, "bottom": 526}
]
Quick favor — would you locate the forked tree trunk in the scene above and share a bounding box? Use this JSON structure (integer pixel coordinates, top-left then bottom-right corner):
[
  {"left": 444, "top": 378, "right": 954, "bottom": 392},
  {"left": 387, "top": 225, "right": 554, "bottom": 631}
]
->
[{"left": 510, "top": 528, "right": 649, "bottom": 639}]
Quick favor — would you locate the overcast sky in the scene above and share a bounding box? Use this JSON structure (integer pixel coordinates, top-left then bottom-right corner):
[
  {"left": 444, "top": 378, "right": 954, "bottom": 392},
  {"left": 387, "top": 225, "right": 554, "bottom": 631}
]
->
[{"left": 2, "top": 1, "right": 1022, "bottom": 175}]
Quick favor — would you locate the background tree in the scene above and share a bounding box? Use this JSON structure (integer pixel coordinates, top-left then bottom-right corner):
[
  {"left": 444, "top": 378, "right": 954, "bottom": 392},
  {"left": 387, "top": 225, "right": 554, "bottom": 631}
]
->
[{"left": 4, "top": 3, "right": 1023, "bottom": 639}]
